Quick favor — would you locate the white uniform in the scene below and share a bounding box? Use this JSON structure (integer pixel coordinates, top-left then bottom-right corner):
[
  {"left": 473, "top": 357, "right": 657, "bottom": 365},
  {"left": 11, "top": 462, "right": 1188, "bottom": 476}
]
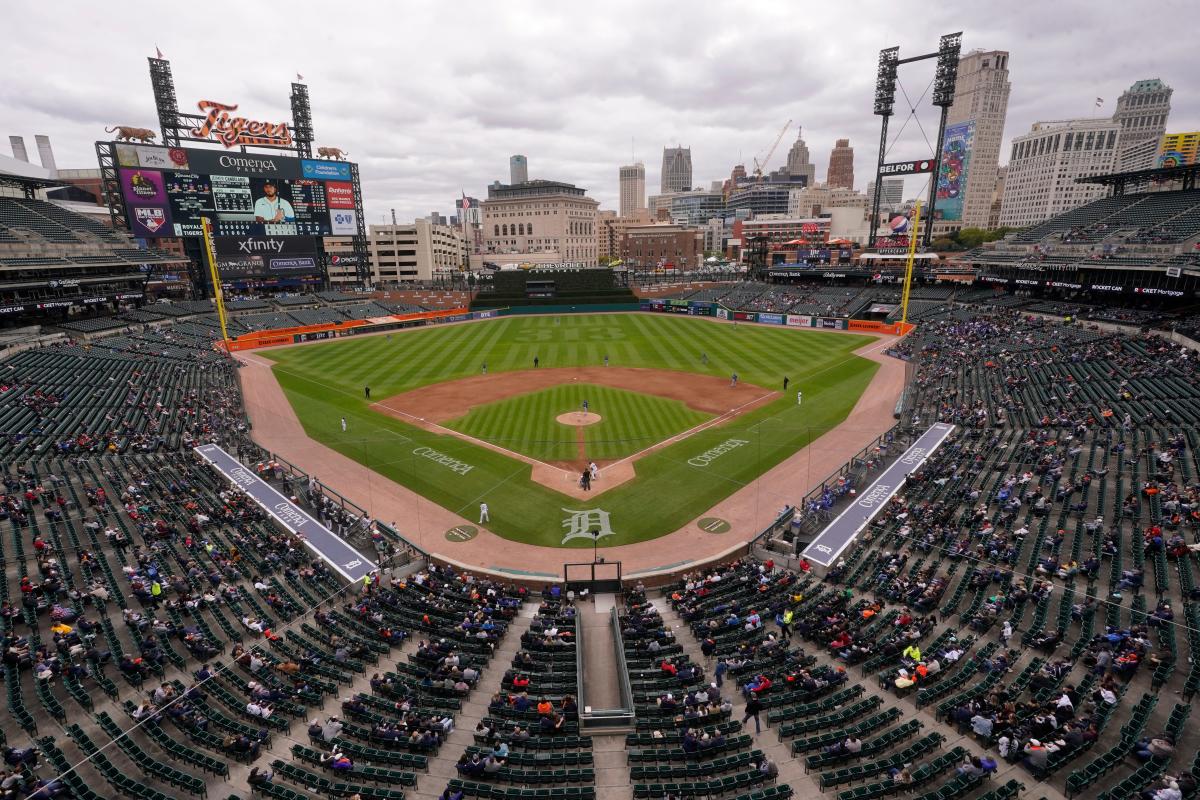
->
[{"left": 479, "top": 503, "right": 490, "bottom": 523}]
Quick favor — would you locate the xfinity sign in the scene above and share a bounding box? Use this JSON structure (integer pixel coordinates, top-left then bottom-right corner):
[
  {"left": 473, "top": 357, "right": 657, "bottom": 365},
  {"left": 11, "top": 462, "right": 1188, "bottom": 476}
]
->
[{"left": 236, "top": 238, "right": 285, "bottom": 255}]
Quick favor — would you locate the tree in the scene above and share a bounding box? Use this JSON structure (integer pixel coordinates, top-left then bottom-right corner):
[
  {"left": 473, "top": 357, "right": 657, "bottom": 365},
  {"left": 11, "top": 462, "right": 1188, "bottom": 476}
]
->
[{"left": 955, "top": 227, "right": 1016, "bottom": 249}]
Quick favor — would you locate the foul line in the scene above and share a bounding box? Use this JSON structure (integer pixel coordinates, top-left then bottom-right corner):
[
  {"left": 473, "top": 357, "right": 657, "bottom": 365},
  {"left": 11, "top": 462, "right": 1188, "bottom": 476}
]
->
[
  {"left": 606, "top": 391, "right": 777, "bottom": 470},
  {"left": 371, "top": 401, "right": 570, "bottom": 476}
]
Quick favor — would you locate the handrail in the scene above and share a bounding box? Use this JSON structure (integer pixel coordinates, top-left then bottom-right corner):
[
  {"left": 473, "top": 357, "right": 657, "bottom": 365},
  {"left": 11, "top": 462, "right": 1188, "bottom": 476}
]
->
[
  {"left": 575, "top": 604, "right": 588, "bottom": 716},
  {"left": 262, "top": 449, "right": 428, "bottom": 556},
  {"left": 610, "top": 606, "right": 634, "bottom": 714}
]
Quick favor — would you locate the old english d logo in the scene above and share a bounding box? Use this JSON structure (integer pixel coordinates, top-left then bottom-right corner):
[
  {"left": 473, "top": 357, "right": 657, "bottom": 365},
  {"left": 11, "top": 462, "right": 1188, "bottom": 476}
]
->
[{"left": 135, "top": 207, "right": 166, "bottom": 233}]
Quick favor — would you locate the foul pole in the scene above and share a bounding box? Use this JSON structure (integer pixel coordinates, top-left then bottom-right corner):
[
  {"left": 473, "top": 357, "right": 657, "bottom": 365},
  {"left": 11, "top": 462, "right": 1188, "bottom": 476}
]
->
[
  {"left": 900, "top": 201, "right": 921, "bottom": 326},
  {"left": 201, "top": 217, "right": 231, "bottom": 347}
]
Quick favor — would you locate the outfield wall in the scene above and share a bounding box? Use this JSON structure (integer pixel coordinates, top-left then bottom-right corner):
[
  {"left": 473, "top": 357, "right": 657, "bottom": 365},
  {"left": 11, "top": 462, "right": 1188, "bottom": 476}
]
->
[
  {"left": 220, "top": 307, "right": 474, "bottom": 351},
  {"left": 640, "top": 299, "right": 912, "bottom": 334}
]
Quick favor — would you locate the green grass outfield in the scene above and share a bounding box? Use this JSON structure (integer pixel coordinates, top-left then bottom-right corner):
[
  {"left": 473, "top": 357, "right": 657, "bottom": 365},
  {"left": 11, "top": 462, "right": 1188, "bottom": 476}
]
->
[
  {"left": 444, "top": 383, "right": 713, "bottom": 462},
  {"left": 263, "top": 313, "right": 879, "bottom": 551}
]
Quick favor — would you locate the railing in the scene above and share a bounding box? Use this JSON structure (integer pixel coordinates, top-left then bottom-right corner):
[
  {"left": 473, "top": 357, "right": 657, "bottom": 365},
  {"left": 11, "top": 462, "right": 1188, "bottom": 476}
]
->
[
  {"left": 575, "top": 606, "right": 587, "bottom": 715},
  {"left": 750, "top": 506, "right": 797, "bottom": 548},
  {"left": 576, "top": 606, "right": 635, "bottom": 732},
  {"left": 610, "top": 607, "right": 635, "bottom": 719},
  {"left": 262, "top": 449, "right": 428, "bottom": 557},
  {"left": 785, "top": 423, "right": 908, "bottom": 540}
]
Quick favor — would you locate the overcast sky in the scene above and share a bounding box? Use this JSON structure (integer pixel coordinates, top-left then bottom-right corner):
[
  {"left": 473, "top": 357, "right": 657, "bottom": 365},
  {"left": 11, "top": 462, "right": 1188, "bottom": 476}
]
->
[{"left": 2, "top": 0, "right": 1197, "bottom": 224}]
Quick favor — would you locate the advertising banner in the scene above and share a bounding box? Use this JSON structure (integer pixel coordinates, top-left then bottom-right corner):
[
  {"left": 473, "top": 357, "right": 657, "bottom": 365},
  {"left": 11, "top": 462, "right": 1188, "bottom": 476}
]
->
[
  {"left": 815, "top": 317, "right": 846, "bottom": 330},
  {"left": 848, "top": 319, "right": 897, "bottom": 333},
  {"left": 119, "top": 168, "right": 174, "bottom": 237},
  {"left": 212, "top": 236, "right": 319, "bottom": 277},
  {"left": 116, "top": 144, "right": 188, "bottom": 170},
  {"left": 716, "top": 308, "right": 729, "bottom": 320},
  {"left": 301, "top": 159, "right": 352, "bottom": 181},
  {"left": 326, "top": 181, "right": 355, "bottom": 209},
  {"left": 936, "top": 121, "right": 974, "bottom": 222},
  {"left": 786, "top": 314, "right": 812, "bottom": 327},
  {"left": 331, "top": 209, "right": 358, "bottom": 235},
  {"left": 757, "top": 312, "right": 785, "bottom": 325},
  {"left": 879, "top": 158, "right": 935, "bottom": 176},
  {"left": 732, "top": 311, "right": 754, "bottom": 321},
  {"left": 184, "top": 148, "right": 302, "bottom": 179}
]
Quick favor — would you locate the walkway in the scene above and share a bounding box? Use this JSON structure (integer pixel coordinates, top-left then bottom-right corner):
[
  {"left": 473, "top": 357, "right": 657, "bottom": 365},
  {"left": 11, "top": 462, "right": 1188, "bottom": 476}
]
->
[{"left": 580, "top": 594, "right": 621, "bottom": 711}]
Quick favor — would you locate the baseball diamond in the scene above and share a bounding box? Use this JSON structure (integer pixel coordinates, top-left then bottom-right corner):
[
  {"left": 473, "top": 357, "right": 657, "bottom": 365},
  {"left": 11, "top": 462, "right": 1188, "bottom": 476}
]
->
[{"left": 261, "top": 313, "right": 879, "bottom": 547}]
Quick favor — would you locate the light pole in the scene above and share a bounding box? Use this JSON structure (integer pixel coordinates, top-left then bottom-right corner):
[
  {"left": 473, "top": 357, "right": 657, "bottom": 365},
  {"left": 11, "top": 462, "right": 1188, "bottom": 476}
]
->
[{"left": 591, "top": 528, "right": 600, "bottom": 564}]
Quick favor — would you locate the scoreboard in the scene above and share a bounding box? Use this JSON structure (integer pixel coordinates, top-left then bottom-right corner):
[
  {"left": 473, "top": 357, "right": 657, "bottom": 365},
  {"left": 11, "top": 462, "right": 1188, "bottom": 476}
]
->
[{"left": 115, "top": 143, "right": 358, "bottom": 241}]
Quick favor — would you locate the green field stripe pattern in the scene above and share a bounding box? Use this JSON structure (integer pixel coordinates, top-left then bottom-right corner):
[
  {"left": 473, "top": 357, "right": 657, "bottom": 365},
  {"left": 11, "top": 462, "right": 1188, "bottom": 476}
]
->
[
  {"left": 443, "top": 383, "right": 711, "bottom": 463},
  {"left": 264, "top": 314, "right": 880, "bottom": 548}
]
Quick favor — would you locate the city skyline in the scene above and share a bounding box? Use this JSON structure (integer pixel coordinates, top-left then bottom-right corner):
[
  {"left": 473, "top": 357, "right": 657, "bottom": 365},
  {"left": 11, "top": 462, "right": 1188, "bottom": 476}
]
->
[{"left": 1, "top": 0, "right": 1198, "bottom": 224}]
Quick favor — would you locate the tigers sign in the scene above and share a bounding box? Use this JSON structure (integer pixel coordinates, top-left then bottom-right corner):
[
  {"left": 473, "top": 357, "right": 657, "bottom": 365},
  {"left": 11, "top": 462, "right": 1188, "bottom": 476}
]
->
[{"left": 189, "top": 100, "right": 293, "bottom": 149}]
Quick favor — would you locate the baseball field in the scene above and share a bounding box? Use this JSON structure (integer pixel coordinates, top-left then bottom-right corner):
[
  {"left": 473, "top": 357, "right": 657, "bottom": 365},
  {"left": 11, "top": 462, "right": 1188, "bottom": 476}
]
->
[{"left": 262, "top": 313, "right": 879, "bottom": 548}]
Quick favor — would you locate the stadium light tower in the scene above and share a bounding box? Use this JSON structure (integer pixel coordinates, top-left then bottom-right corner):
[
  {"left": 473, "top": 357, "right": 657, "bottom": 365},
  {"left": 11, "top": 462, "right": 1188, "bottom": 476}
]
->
[
  {"left": 867, "top": 33, "right": 962, "bottom": 249},
  {"left": 868, "top": 47, "right": 899, "bottom": 252}
]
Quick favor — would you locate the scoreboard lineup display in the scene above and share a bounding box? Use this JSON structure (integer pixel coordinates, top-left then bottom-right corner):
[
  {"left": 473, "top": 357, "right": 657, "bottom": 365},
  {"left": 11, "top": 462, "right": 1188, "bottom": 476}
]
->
[{"left": 115, "top": 143, "right": 358, "bottom": 240}]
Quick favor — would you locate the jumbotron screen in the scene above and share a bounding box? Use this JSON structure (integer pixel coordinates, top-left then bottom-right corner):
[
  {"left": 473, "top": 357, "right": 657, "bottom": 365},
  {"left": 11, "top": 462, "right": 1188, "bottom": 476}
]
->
[{"left": 114, "top": 143, "right": 358, "bottom": 240}]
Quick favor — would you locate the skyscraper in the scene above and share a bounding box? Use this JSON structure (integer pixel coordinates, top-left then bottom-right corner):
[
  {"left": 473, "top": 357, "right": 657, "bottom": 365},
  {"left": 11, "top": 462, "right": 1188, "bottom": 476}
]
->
[
  {"left": 661, "top": 147, "right": 692, "bottom": 193},
  {"left": 1112, "top": 79, "right": 1172, "bottom": 171},
  {"left": 826, "top": 139, "right": 854, "bottom": 189},
  {"left": 937, "top": 49, "right": 1011, "bottom": 232},
  {"left": 784, "top": 129, "right": 815, "bottom": 187},
  {"left": 509, "top": 155, "right": 528, "bottom": 185},
  {"left": 879, "top": 178, "right": 904, "bottom": 212},
  {"left": 999, "top": 118, "right": 1121, "bottom": 228},
  {"left": 619, "top": 162, "right": 646, "bottom": 217}
]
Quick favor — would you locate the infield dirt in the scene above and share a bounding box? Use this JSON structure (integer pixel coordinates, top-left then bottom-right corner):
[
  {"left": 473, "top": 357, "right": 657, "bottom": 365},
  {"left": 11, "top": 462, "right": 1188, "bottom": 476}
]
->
[{"left": 370, "top": 366, "right": 779, "bottom": 497}]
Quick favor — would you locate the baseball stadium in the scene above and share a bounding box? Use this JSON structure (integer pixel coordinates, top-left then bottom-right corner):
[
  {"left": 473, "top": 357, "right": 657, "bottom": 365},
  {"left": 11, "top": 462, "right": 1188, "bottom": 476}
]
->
[{"left": 2, "top": 23, "right": 1200, "bottom": 800}]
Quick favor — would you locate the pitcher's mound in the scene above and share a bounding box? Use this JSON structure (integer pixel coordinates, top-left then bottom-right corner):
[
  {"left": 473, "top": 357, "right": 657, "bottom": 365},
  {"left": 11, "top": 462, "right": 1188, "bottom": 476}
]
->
[{"left": 556, "top": 412, "right": 602, "bottom": 426}]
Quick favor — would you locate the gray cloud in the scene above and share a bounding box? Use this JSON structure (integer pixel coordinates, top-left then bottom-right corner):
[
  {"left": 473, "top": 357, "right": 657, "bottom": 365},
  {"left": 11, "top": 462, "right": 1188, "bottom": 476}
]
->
[{"left": 1, "top": 0, "right": 1196, "bottom": 222}]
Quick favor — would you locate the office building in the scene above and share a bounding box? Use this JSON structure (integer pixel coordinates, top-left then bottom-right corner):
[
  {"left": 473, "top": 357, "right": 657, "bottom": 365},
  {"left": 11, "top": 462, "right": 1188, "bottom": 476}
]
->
[
  {"left": 867, "top": 178, "right": 905, "bottom": 222},
  {"left": 788, "top": 185, "right": 870, "bottom": 219},
  {"left": 510, "top": 154, "right": 529, "bottom": 185},
  {"left": 1112, "top": 79, "right": 1172, "bottom": 171},
  {"left": 364, "top": 221, "right": 466, "bottom": 285},
  {"left": 934, "top": 49, "right": 1011, "bottom": 234},
  {"left": 784, "top": 129, "right": 815, "bottom": 187},
  {"left": 826, "top": 139, "right": 854, "bottom": 189},
  {"left": 482, "top": 179, "right": 599, "bottom": 266},
  {"left": 726, "top": 183, "right": 793, "bottom": 216},
  {"left": 987, "top": 166, "right": 1006, "bottom": 230},
  {"left": 661, "top": 146, "right": 692, "bottom": 193},
  {"left": 620, "top": 223, "right": 704, "bottom": 269},
  {"left": 597, "top": 208, "right": 653, "bottom": 261},
  {"left": 1158, "top": 131, "right": 1200, "bottom": 167},
  {"left": 619, "top": 162, "right": 646, "bottom": 217},
  {"left": 999, "top": 118, "right": 1121, "bottom": 228},
  {"left": 667, "top": 189, "right": 725, "bottom": 227}
]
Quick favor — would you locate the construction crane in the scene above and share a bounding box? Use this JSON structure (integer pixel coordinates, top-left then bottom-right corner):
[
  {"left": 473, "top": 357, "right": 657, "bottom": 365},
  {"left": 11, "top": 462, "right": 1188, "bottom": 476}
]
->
[{"left": 752, "top": 119, "right": 792, "bottom": 181}]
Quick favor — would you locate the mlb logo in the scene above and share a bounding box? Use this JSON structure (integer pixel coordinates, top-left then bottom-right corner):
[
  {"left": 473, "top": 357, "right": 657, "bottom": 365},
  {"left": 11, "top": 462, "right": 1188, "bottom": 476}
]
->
[{"left": 135, "top": 207, "right": 166, "bottom": 234}]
